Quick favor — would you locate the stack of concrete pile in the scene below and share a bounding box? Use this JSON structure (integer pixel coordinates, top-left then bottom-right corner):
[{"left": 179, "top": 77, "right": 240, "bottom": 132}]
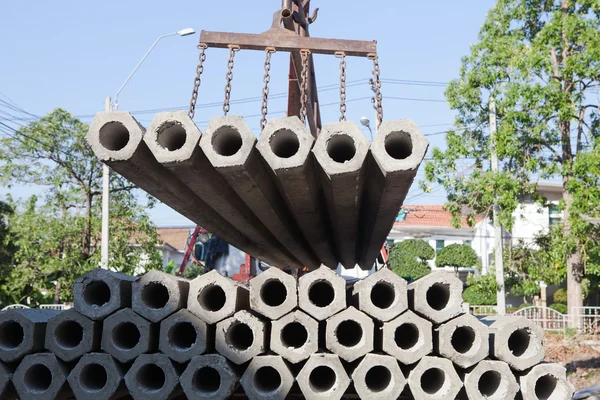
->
[
  {"left": 87, "top": 111, "right": 429, "bottom": 271},
  {"left": 0, "top": 267, "right": 574, "bottom": 399}
]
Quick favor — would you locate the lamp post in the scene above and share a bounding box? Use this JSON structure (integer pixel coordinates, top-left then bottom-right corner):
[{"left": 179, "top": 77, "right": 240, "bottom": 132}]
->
[
  {"left": 101, "top": 28, "right": 195, "bottom": 269},
  {"left": 360, "top": 116, "right": 373, "bottom": 141}
]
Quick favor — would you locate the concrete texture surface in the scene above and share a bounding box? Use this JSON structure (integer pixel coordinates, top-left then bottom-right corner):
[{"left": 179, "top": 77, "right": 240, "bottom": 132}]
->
[
  {"left": 180, "top": 354, "right": 239, "bottom": 400},
  {"left": 201, "top": 115, "right": 318, "bottom": 269},
  {"left": 382, "top": 310, "right": 433, "bottom": 364},
  {"left": 13, "top": 353, "right": 70, "bottom": 400},
  {"left": 131, "top": 269, "right": 189, "bottom": 323},
  {"left": 187, "top": 270, "right": 249, "bottom": 324},
  {"left": 357, "top": 120, "right": 428, "bottom": 269},
  {"left": 0, "top": 361, "right": 13, "bottom": 397},
  {"left": 144, "top": 111, "right": 291, "bottom": 267},
  {"left": 352, "top": 268, "right": 408, "bottom": 321},
  {"left": 68, "top": 352, "right": 127, "bottom": 400},
  {"left": 485, "top": 315, "right": 544, "bottom": 371},
  {"left": 240, "top": 355, "right": 294, "bottom": 400},
  {"left": 408, "top": 270, "right": 464, "bottom": 324},
  {"left": 87, "top": 111, "right": 258, "bottom": 260},
  {"left": 312, "top": 121, "right": 369, "bottom": 268},
  {"left": 351, "top": 353, "right": 406, "bottom": 400},
  {"left": 296, "top": 353, "right": 350, "bottom": 400},
  {"left": 257, "top": 116, "right": 338, "bottom": 269},
  {"left": 124, "top": 353, "right": 180, "bottom": 400},
  {"left": 215, "top": 310, "right": 266, "bottom": 365},
  {"left": 407, "top": 356, "right": 462, "bottom": 400},
  {"left": 249, "top": 266, "right": 297, "bottom": 320},
  {"left": 463, "top": 360, "right": 519, "bottom": 400},
  {"left": 435, "top": 313, "right": 489, "bottom": 368},
  {"left": 44, "top": 308, "right": 100, "bottom": 362},
  {"left": 159, "top": 309, "right": 210, "bottom": 363},
  {"left": 298, "top": 266, "right": 346, "bottom": 321},
  {"left": 0, "top": 308, "right": 59, "bottom": 363},
  {"left": 270, "top": 309, "right": 318, "bottom": 364},
  {"left": 73, "top": 268, "right": 135, "bottom": 321},
  {"left": 101, "top": 308, "right": 158, "bottom": 363},
  {"left": 519, "top": 363, "right": 575, "bottom": 400},
  {"left": 325, "top": 306, "right": 374, "bottom": 362}
]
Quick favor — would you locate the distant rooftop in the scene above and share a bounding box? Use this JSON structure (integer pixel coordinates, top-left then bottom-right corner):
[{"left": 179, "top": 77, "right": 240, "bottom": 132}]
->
[{"left": 394, "top": 205, "right": 484, "bottom": 228}]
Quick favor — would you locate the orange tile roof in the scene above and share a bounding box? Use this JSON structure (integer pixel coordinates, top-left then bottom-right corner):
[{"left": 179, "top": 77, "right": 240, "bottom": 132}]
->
[
  {"left": 394, "top": 205, "right": 483, "bottom": 228},
  {"left": 156, "top": 228, "right": 191, "bottom": 251}
]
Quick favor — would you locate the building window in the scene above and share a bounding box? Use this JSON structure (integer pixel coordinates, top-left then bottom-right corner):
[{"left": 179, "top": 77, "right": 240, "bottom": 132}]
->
[
  {"left": 387, "top": 239, "right": 395, "bottom": 247},
  {"left": 436, "top": 240, "right": 445, "bottom": 253},
  {"left": 464, "top": 240, "right": 472, "bottom": 246},
  {"left": 549, "top": 204, "right": 562, "bottom": 227}
]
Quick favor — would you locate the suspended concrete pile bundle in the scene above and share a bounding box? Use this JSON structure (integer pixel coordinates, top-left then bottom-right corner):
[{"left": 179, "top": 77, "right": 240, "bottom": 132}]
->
[
  {"left": 87, "top": 112, "right": 429, "bottom": 270},
  {"left": 0, "top": 267, "right": 574, "bottom": 399}
]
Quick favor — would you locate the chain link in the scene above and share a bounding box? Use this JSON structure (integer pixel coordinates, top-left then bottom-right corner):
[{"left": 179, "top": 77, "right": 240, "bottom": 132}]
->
[
  {"left": 299, "top": 50, "right": 310, "bottom": 124},
  {"left": 260, "top": 48, "right": 276, "bottom": 131},
  {"left": 336, "top": 52, "right": 347, "bottom": 122},
  {"left": 223, "top": 45, "right": 240, "bottom": 116},
  {"left": 368, "top": 53, "right": 383, "bottom": 128},
  {"left": 188, "top": 44, "right": 207, "bottom": 119}
]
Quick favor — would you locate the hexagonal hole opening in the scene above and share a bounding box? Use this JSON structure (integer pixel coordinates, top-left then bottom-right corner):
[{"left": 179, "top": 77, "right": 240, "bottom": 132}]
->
[
  {"left": 137, "top": 364, "right": 166, "bottom": 393},
  {"left": 451, "top": 326, "right": 476, "bottom": 354},
  {"left": 193, "top": 367, "right": 221, "bottom": 394},
  {"left": 254, "top": 366, "right": 282, "bottom": 393},
  {"left": 0, "top": 320, "right": 24, "bottom": 349},
  {"left": 156, "top": 121, "right": 187, "bottom": 151},
  {"left": 365, "top": 365, "right": 392, "bottom": 393},
  {"left": 335, "top": 320, "right": 363, "bottom": 347},
  {"left": 198, "top": 284, "right": 226, "bottom": 312},
  {"left": 260, "top": 279, "right": 288, "bottom": 307},
  {"left": 508, "top": 328, "right": 532, "bottom": 357},
  {"left": 80, "top": 363, "right": 108, "bottom": 392},
  {"left": 370, "top": 282, "right": 396, "bottom": 309},
  {"left": 141, "top": 282, "right": 170, "bottom": 310},
  {"left": 535, "top": 374, "right": 557, "bottom": 400},
  {"left": 83, "top": 280, "right": 111, "bottom": 308},
  {"left": 426, "top": 283, "right": 451, "bottom": 311},
  {"left": 420, "top": 368, "right": 445, "bottom": 395},
  {"left": 326, "top": 135, "right": 356, "bottom": 163},
  {"left": 270, "top": 129, "right": 300, "bottom": 158},
  {"left": 24, "top": 364, "right": 52, "bottom": 393},
  {"left": 478, "top": 370, "right": 502, "bottom": 397},
  {"left": 168, "top": 322, "right": 197, "bottom": 350},
  {"left": 308, "top": 281, "right": 335, "bottom": 308},
  {"left": 212, "top": 126, "right": 243, "bottom": 156},
  {"left": 112, "top": 322, "right": 141, "bottom": 351},
  {"left": 309, "top": 366, "right": 336, "bottom": 393},
  {"left": 281, "top": 321, "right": 308, "bottom": 349},
  {"left": 395, "top": 323, "right": 419, "bottom": 350},
  {"left": 99, "top": 121, "right": 130, "bottom": 151},
  {"left": 225, "top": 322, "right": 254, "bottom": 351},
  {"left": 55, "top": 320, "right": 84, "bottom": 349},
  {"left": 384, "top": 131, "right": 412, "bottom": 160}
]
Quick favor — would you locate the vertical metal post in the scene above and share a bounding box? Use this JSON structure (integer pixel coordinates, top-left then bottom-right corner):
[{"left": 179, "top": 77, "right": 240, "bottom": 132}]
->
[
  {"left": 101, "top": 96, "right": 111, "bottom": 269},
  {"left": 490, "top": 97, "right": 506, "bottom": 315}
]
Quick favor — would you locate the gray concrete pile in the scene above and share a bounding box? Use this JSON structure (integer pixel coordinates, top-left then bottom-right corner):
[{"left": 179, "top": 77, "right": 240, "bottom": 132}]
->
[
  {"left": 0, "top": 268, "right": 574, "bottom": 399},
  {"left": 87, "top": 112, "right": 429, "bottom": 270}
]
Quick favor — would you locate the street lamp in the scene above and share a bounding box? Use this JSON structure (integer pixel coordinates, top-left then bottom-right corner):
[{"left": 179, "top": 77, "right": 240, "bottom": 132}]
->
[
  {"left": 101, "top": 28, "right": 196, "bottom": 268},
  {"left": 360, "top": 116, "right": 373, "bottom": 141}
]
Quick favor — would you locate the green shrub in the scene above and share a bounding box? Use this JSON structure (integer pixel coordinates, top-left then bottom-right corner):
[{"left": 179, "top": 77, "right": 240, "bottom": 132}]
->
[
  {"left": 389, "top": 239, "right": 435, "bottom": 281},
  {"left": 462, "top": 273, "right": 497, "bottom": 305},
  {"left": 518, "top": 303, "right": 533, "bottom": 309},
  {"left": 549, "top": 303, "right": 568, "bottom": 314},
  {"left": 553, "top": 288, "right": 567, "bottom": 305}
]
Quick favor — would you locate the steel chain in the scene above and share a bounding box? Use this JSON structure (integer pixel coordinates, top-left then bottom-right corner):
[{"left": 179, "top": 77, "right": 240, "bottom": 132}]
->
[
  {"left": 188, "top": 44, "right": 207, "bottom": 119},
  {"left": 369, "top": 53, "right": 383, "bottom": 128},
  {"left": 223, "top": 45, "right": 240, "bottom": 116},
  {"left": 299, "top": 50, "right": 310, "bottom": 124},
  {"left": 260, "top": 48, "right": 276, "bottom": 130},
  {"left": 336, "top": 52, "right": 347, "bottom": 121}
]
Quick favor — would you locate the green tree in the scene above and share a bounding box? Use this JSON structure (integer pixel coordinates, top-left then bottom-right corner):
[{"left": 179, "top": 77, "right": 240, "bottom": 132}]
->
[
  {"left": 389, "top": 239, "right": 435, "bottom": 281},
  {"left": 182, "top": 263, "right": 205, "bottom": 280},
  {"left": 0, "top": 200, "right": 17, "bottom": 306},
  {"left": 463, "top": 272, "right": 498, "bottom": 305},
  {"left": 435, "top": 243, "right": 479, "bottom": 273},
  {"left": 0, "top": 109, "right": 161, "bottom": 306},
  {"left": 424, "top": 0, "right": 600, "bottom": 315}
]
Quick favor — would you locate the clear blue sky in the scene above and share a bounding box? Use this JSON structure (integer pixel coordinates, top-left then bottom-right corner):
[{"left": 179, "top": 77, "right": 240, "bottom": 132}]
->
[{"left": 0, "top": 0, "right": 495, "bottom": 227}]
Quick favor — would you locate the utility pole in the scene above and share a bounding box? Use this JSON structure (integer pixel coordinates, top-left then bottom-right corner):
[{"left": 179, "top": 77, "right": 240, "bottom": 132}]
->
[
  {"left": 101, "top": 96, "right": 111, "bottom": 269},
  {"left": 490, "top": 97, "right": 506, "bottom": 315}
]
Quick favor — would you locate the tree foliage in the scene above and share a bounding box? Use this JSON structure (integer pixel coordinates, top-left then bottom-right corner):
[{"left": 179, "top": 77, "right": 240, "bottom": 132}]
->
[
  {"left": 435, "top": 243, "right": 479, "bottom": 270},
  {"left": 0, "top": 109, "right": 161, "bottom": 307},
  {"left": 389, "top": 239, "right": 435, "bottom": 281},
  {"left": 424, "top": 0, "right": 600, "bottom": 313},
  {"left": 554, "top": 288, "right": 568, "bottom": 304},
  {"left": 463, "top": 272, "right": 498, "bottom": 305}
]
